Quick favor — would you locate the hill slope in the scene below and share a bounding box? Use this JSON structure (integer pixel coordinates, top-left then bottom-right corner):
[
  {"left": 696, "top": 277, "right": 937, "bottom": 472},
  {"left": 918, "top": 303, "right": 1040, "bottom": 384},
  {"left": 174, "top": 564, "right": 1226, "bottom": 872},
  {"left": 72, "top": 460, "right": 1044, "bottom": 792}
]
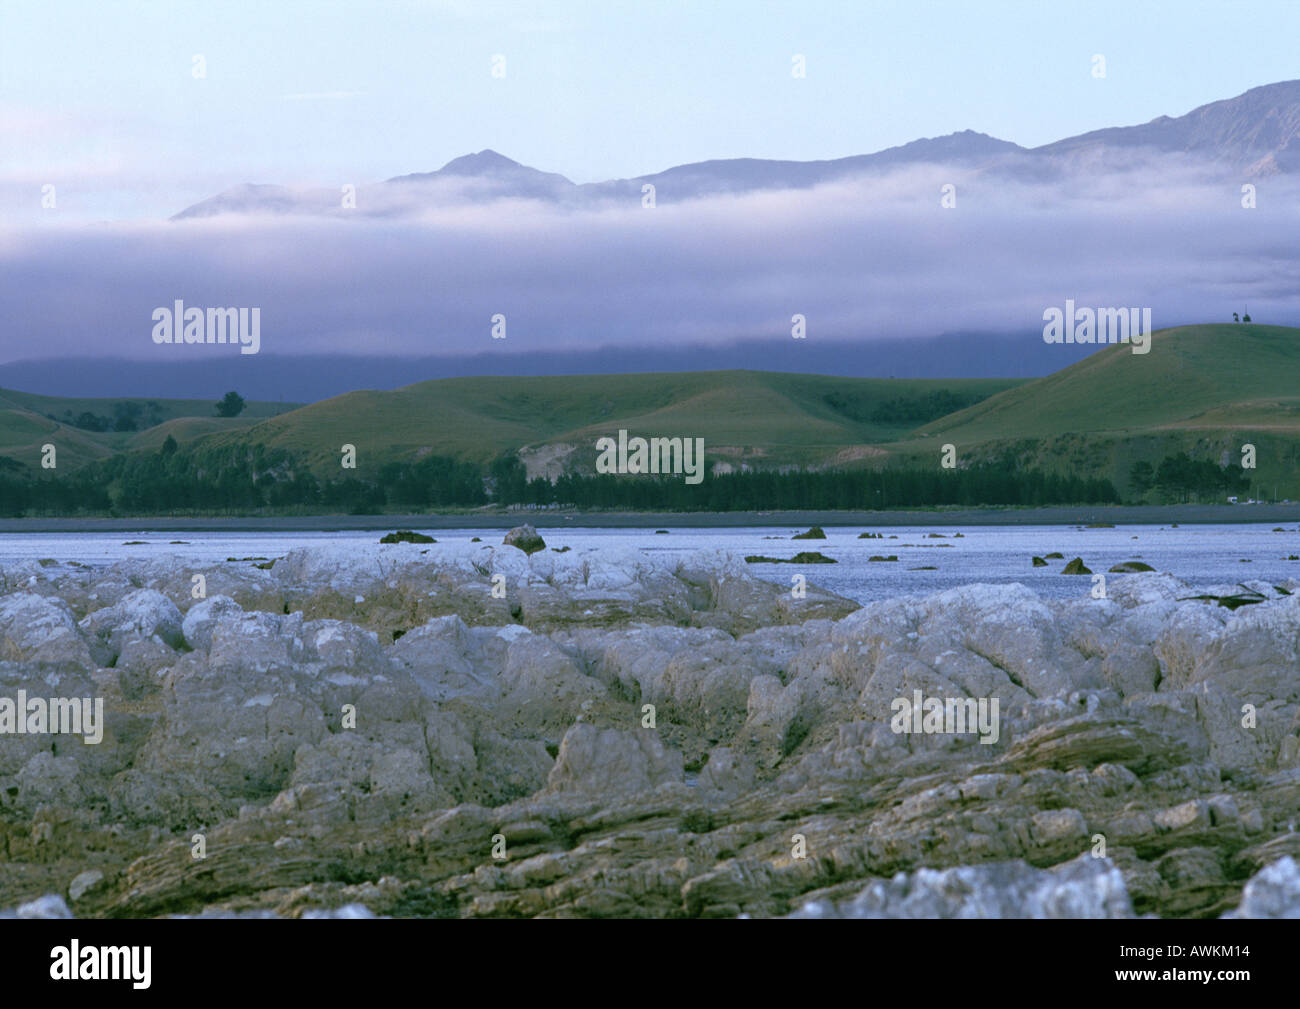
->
[
  {"left": 0, "top": 390, "right": 301, "bottom": 472},
  {"left": 199, "top": 372, "right": 1022, "bottom": 475},
  {"left": 915, "top": 325, "right": 1300, "bottom": 442},
  {"left": 896, "top": 324, "right": 1300, "bottom": 497},
  {"left": 8, "top": 326, "right": 1299, "bottom": 505}
]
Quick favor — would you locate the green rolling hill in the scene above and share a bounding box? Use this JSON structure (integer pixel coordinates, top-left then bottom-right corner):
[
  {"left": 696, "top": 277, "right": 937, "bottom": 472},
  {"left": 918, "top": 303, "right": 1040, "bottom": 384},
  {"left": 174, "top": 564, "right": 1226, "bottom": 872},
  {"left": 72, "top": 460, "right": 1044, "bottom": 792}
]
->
[
  {"left": 193, "top": 372, "right": 1022, "bottom": 475},
  {"left": 195, "top": 325, "right": 1300, "bottom": 500},
  {"left": 4, "top": 323, "right": 1299, "bottom": 506},
  {"left": 0, "top": 390, "right": 301, "bottom": 473},
  {"left": 0, "top": 406, "right": 115, "bottom": 471},
  {"left": 890, "top": 324, "right": 1300, "bottom": 498},
  {"left": 125, "top": 416, "right": 266, "bottom": 452},
  {"left": 914, "top": 324, "right": 1300, "bottom": 441}
]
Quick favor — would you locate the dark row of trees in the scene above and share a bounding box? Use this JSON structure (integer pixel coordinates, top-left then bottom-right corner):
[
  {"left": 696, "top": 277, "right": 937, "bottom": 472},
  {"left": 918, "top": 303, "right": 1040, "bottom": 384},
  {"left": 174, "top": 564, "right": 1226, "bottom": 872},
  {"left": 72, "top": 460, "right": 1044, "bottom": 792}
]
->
[
  {"left": 497, "top": 466, "right": 1118, "bottom": 511},
  {"left": 0, "top": 472, "right": 111, "bottom": 515},
  {"left": 101, "top": 442, "right": 482, "bottom": 514},
  {"left": 1129, "top": 453, "right": 1250, "bottom": 503},
  {"left": 0, "top": 439, "right": 1118, "bottom": 517},
  {"left": 46, "top": 391, "right": 247, "bottom": 435},
  {"left": 0, "top": 442, "right": 490, "bottom": 516},
  {"left": 823, "top": 387, "right": 987, "bottom": 426},
  {"left": 867, "top": 389, "right": 986, "bottom": 425},
  {"left": 51, "top": 400, "right": 165, "bottom": 433}
]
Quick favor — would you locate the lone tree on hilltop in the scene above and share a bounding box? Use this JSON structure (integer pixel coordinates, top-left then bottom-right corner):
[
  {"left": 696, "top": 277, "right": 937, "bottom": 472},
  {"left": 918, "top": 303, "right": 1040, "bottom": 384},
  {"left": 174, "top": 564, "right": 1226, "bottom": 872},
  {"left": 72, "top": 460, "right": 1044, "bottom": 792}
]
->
[{"left": 215, "top": 391, "right": 246, "bottom": 417}]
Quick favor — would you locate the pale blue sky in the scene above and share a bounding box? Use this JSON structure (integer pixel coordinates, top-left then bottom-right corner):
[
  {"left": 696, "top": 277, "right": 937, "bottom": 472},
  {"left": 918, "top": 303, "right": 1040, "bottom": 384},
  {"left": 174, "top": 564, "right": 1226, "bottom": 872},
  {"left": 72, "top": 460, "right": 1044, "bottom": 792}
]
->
[{"left": 3, "top": 0, "right": 1299, "bottom": 219}]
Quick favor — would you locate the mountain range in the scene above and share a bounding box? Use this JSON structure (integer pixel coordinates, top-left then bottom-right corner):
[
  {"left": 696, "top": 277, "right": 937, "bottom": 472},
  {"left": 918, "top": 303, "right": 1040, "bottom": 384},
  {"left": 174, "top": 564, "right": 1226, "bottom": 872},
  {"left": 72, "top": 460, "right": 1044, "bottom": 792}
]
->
[{"left": 173, "top": 80, "right": 1300, "bottom": 219}]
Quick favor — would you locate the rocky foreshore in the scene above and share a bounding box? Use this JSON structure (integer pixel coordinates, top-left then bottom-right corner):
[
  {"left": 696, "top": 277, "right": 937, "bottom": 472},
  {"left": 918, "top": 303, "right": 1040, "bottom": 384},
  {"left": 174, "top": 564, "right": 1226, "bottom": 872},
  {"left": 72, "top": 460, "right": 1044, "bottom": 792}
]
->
[{"left": 2, "top": 541, "right": 1299, "bottom": 918}]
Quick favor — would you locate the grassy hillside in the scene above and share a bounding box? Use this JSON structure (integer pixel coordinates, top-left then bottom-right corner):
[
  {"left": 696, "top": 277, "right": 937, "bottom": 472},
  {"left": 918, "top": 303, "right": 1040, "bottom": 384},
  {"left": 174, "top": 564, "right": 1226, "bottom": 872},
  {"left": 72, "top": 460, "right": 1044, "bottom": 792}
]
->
[
  {"left": 126, "top": 416, "right": 264, "bottom": 452},
  {"left": 0, "top": 408, "right": 117, "bottom": 471},
  {"left": 0, "top": 389, "right": 301, "bottom": 472},
  {"left": 197, "top": 372, "right": 1023, "bottom": 474},
  {"left": 890, "top": 324, "right": 1300, "bottom": 498},
  {"left": 914, "top": 324, "right": 1300, "bottom": 442},
  {"left": 7, "top": 324, "right": 1299, "bottom": 507}
]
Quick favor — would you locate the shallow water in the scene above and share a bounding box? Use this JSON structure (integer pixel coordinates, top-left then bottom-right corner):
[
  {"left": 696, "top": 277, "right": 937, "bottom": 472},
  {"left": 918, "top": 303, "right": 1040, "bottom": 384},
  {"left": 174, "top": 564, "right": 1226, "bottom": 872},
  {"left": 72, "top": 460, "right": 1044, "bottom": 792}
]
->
[{"left": 3, "top": 522, "right": 1298, "bottom": 603}]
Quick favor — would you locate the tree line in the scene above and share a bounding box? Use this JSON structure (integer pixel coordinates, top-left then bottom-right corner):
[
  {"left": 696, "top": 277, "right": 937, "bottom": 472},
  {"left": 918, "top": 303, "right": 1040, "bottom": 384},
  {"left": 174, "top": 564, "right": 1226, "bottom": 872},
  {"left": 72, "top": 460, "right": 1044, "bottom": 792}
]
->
[
  {"left": 498, "top": 464, "right": 1117, "bottom": 511},
  {"left": 46, "top": 390, "right": 248, "bottom": 434},
  {"left": 50, "top": 400, "right": 165, "bottom": 433},
  {"left": 0, "top": 439, "right": 1118, "bottom": 516},
  {"left": 1129, "top": 453, "right": 1250, "bottom": 503},
  {"left": 823, "top": 388, "right": 988, "bottom": 426}
]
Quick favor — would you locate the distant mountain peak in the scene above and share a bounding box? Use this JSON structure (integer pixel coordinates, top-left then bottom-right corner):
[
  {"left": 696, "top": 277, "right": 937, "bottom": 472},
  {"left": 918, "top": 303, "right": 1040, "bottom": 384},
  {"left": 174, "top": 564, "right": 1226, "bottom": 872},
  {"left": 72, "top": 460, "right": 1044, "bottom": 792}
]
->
[
  {"left": 883, "top": 129, "right": 1023, "bottom": 154},
  {"left": 385, "top": 149, "right": 574, "bottom": 189},
  {"left": 439, "top": 149, "right": 523, "bottom": 174}
]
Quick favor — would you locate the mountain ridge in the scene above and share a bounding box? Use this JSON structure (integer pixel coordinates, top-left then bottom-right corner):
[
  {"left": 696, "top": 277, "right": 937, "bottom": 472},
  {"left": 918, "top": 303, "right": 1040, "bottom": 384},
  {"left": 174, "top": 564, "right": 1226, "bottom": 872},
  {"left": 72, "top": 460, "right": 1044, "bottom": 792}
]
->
[{"left": 173, "top": 79, "right": 1300, "bottom": 219}]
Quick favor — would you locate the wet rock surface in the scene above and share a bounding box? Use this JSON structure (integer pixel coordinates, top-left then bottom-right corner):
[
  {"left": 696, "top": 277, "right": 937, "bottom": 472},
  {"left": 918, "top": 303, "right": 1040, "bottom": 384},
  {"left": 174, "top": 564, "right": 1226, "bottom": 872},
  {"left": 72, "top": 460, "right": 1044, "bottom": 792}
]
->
[{"left": 2, "top": 548, "right": 1300, "bottom": 919}]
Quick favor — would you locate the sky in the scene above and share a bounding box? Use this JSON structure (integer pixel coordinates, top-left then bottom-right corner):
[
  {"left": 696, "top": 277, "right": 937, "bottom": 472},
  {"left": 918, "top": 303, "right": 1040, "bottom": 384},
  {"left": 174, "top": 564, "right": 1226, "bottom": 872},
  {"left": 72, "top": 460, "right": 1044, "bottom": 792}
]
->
[
  {"left": 1, "top": 0, "right": 1299, "bottom": 379},
  {"left": 3, "top": 0, "right": 1300, "bottom": 220}
]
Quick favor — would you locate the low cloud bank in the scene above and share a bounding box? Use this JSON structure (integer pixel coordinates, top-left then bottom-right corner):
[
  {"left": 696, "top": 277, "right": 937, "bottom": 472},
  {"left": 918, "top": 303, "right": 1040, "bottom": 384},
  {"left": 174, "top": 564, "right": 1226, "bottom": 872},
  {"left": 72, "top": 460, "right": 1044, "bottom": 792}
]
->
[{"left": 3, "top": 161, "right": 1297, "bottom": 367}]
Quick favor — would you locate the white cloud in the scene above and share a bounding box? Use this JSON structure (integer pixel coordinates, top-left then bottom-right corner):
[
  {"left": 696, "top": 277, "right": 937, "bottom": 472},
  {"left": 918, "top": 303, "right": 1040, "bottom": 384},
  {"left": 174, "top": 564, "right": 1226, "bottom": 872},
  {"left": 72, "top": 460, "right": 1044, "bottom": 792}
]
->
[{"left": 2, "top": 160, "right": 1297, "bottom": 365}]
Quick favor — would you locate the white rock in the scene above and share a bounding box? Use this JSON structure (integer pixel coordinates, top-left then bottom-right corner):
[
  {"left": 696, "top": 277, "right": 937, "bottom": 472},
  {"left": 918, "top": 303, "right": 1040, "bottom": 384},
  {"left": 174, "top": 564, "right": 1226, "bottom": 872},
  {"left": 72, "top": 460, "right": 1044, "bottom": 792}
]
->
[
  {"left": 1223, "top": 856, "right": 1300, "bottom": 918},
  {"left": 0, "top": 894, "right": 73, "bottom": 918},
  {"left": 181, "top": 595, "right": 245, "bottom": 651},
  {"left": 68, "top": 869, "right": 105, "bottom": 902},
  {"left": 547, "top": 723, "right": 684, "bottom": 795},
  {"left": 0, "top": 593, "right": 92, "bottom": 666}
]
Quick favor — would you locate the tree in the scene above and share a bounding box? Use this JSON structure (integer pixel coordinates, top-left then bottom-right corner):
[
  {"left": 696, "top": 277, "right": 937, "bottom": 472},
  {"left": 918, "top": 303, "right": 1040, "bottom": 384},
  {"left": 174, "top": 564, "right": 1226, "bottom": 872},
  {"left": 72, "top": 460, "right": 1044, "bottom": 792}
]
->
[
  {"left": 490, "top": 455, "right": 528, "bottom": 504},
  {"left": 74, "top": 411, "right": 110, "bottom": 432},
  {"left": 1233, "top": 312, "right": 1240, "bottom": 322},
  {"left": 1129, "top": 460, "right": 1154, "bottom": 497},
  {"left": 215, "top": 391, "right": 246, "bottom": 417},
  {"left": 161, "top": 434, "right": 179, "bottom": 456},
  {"left": 112, "top": 401, "right": 142, "bottom": 432}
]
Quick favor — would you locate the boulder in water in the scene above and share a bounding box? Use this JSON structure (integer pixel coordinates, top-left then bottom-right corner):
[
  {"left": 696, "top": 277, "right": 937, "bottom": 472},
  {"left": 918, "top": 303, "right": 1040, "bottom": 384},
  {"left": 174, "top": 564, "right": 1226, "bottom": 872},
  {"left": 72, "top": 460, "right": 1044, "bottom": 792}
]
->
[
  {"left": 379, "top": 530, "right": 435, "bottom": 544},
  {"left": 503, "top": 525, "right": 547, "bottom": 555}
]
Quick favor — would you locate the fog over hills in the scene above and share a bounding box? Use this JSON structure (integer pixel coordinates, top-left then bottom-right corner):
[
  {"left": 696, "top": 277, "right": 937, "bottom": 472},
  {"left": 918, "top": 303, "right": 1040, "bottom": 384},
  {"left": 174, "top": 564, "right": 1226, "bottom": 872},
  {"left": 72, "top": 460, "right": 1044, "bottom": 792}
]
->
[{"left": 8, "top": 81, "right": 1300, "bottom": 374}]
